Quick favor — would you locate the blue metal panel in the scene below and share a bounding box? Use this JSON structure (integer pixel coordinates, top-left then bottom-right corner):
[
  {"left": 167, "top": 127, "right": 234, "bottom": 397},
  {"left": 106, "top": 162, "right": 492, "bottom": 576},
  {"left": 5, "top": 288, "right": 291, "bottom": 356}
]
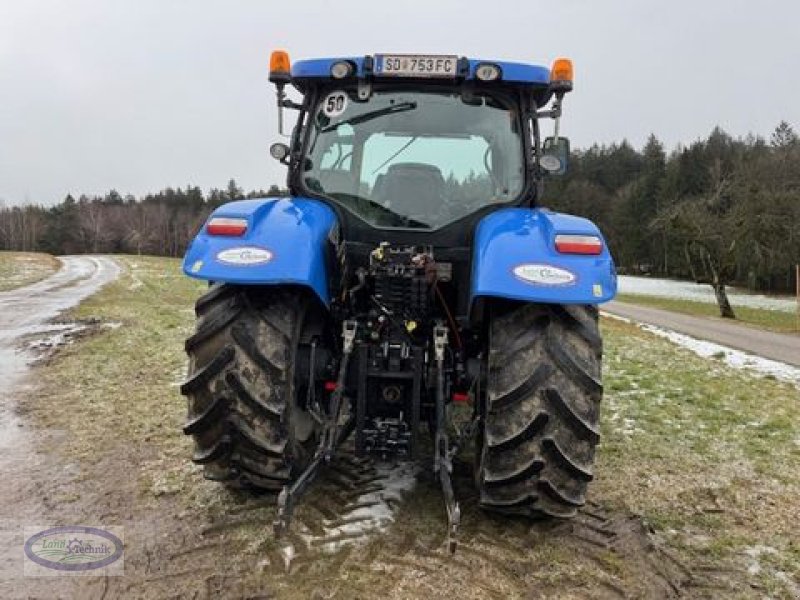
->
[
  {"left": 291, "top": 56, "right": 550, "bottom": 85},
  {"left": 470, "top": 208, "right": 617, "bottom": 306},
  {"left": 182, "top": 197, "right": 338, "bottom": 305},
  {"left": 465, "top": 59, "right": 550, "bottom": 84},
  {"left": 292, "top": 57, "right": 366, "bottom": 79}
]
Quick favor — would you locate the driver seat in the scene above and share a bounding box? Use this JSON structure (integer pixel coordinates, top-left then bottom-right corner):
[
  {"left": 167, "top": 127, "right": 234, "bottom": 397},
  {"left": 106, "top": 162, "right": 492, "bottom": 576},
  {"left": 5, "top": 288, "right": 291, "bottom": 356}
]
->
[{"left": 376, "top": 163, "right": 446, "bottom": 221}]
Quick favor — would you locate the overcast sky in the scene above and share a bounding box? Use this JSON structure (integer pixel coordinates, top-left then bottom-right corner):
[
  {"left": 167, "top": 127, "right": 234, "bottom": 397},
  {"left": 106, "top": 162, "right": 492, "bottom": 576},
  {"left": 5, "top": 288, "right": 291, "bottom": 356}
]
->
[{"left": 1, "top": 0, "right": 798, "bottom": 206}]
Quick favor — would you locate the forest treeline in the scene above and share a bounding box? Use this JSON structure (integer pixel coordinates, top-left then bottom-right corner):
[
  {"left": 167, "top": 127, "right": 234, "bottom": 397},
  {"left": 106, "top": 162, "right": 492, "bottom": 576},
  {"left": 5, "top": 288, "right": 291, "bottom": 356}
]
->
[
  {"left": 1, "top": 122, "right": 798, "bottom": 293},
  {"left": 545, "top": 121, "right": 799, "bottom": 295},
  {"left": 0, "top": 180, "right": 283, "bottom": 260}
]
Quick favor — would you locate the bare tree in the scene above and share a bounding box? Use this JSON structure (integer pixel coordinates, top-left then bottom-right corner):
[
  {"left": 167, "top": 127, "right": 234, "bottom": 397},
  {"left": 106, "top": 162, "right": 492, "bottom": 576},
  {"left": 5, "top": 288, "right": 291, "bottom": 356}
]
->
[
  {"left": 77, "top": 198, "right": 112, "bottom": 252},
  {"left": 653, "top": 163, "right": 738, "bottom": 318}
]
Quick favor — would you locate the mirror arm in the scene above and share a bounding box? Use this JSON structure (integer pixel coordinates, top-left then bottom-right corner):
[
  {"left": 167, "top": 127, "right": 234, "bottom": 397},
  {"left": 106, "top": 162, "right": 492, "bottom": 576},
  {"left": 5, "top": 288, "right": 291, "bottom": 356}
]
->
[
  {"left": 535, "top": 91, "right": 564, "bottom": 120},
  {"left": 553, "top": 112, "right": 561, "bottom": 144},
  {"left": 535, "top": 92, "right": 566, "bottom": 149},
  {"left": 275, "top": 84, "right": 303, "bottom": 138},
  {"left": 535, "top": 107, "right": 559, "bottom": 119},
  {"left": 276, "top": 84, "right": 287, "bottom": 137}
]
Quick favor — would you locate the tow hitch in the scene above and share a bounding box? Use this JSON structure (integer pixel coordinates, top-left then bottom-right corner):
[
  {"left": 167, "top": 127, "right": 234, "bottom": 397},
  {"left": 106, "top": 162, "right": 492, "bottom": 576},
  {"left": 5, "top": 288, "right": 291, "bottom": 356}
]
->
[{"left": 273, "top": 321, "right": 358, "bottom": 537}]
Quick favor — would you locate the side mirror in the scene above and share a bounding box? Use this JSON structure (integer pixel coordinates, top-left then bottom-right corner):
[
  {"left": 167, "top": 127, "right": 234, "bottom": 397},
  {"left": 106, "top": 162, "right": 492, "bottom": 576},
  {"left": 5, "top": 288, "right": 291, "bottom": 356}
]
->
[{"left": 541, "top": 137, "right": 570, "bottom": 175}]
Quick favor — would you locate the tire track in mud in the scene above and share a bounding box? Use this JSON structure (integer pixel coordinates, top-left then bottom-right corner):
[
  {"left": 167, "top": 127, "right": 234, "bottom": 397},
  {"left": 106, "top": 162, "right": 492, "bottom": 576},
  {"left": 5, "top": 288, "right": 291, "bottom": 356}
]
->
[
  {"left": 118, "top": 449, "right": 742, "bottom": 599},
  {"left": 357, "top": 470, "right": 742, "bottom": 600},
  {"left": 294, "top": 454, "right": 416, "bottom": 553},
  {"left": 101, "top": 454, "right": 401, "bottom": 598},
  {"left": 277, "top": 457, "right": 743, "bottom": 599},
  {"left": 92, "top": 453, "right": 742, "bottom": 600},
  {"left": 196, "top": 445, "right": 417, "bottom": 563}
]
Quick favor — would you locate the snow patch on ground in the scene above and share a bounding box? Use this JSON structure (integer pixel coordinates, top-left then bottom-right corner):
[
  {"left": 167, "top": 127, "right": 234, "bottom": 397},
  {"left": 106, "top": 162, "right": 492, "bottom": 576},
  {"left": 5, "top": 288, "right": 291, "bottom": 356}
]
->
[
  {"left": 127, "top": 265, "right": 145, "bottom": 290},
  {"left": 743, "top": 545, "right": 780, "bottom": 576},
  {"left": 601, "top": 312, "right": 632, "bottom": 324},
  {"left": 640, "top": 324, "right": 800, "bottom": 386},
  {"left": 169, "top": 364, "right": 189, "bottom": 388},
  {"left": 618, "top": 276, "right": 796, "bottom": 312},
  {"left": 26, "top": 322, "right": 88, "bottom": 352},
  {"left": 605, "top": 310, "right": 800, "bottom": 386},
  {"left": 299, "top": 462, "right": 417, "bottom": 553}
]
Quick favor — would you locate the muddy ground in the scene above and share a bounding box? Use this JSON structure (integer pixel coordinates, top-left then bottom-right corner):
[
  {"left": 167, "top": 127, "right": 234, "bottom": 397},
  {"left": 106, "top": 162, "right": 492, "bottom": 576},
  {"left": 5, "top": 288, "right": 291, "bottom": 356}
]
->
[{"left": 1, "top": 256, "right": 798, "bottom": 599}]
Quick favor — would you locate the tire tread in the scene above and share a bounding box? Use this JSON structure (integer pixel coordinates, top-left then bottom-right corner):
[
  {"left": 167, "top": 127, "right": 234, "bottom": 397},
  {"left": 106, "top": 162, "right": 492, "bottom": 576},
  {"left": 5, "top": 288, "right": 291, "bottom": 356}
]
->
[{"left": 478, "top": 303, "right": 602, "bottom": 518}]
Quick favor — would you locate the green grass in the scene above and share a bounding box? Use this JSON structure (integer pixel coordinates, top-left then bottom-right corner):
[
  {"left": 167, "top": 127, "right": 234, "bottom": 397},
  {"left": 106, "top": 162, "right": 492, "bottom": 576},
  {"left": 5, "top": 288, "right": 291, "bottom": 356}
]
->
[
  {"left": 596, "top": 316, "right": 800, "bottom": 595},
  {"left": 616, "top": 292, "right": 800, "bottom": 334},
  {"left": 25, "top": 256, "right": 206, "bottom": 497},
  {"left": 0, "top": 251, "right": 60, "bottom": 291},
  {"left": 21, "top": 256, "right": 800, "bottom": 598}
]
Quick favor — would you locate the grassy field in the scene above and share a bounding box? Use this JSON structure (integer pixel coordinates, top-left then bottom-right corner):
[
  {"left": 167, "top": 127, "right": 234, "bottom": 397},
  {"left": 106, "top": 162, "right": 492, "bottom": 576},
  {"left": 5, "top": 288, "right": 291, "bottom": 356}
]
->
[
  {"left": 20, "top": 256, "right": 800, "bottom": 598},
  {"left": 598, "top": 318, "right": 800, "bottom": 595},
  {"left": 0, "top": 251, "right": 60, "bottom": 291},
  {"left": 616, "top": 293, "right": 800, "bottom": 334}
]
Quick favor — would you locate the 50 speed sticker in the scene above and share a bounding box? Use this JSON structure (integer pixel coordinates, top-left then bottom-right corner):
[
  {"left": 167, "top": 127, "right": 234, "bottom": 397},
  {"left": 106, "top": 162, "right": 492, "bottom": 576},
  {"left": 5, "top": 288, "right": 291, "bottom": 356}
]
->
[{"left": 322, "top": 91, "right": 348, "bottom": 117}]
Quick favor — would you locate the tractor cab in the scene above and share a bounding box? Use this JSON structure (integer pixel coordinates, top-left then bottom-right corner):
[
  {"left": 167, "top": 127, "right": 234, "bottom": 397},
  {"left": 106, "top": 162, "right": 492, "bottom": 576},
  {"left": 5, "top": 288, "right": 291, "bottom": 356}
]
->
[{"left": 269, "top": 53, "right": 572, "bottom": 238}]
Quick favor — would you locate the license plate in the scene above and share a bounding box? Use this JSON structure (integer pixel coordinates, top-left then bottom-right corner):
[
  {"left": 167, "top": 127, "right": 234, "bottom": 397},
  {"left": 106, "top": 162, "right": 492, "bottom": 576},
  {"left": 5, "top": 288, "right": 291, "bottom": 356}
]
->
[{"left": 375, "top": 54, "right": 458, "bottom": 78}]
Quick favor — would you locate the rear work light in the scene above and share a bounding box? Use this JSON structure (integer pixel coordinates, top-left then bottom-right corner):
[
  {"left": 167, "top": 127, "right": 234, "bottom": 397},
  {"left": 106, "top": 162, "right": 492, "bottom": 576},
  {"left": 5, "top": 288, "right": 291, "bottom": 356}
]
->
[
  {"left": 207, "top": 217, "right": 248, "bottom": 236},
  {"left": 555, "top": 234, "right": 603, "bottom": 255},
  {"left": 330, "top": 60, "right": 354, "bottom": 79},
  {"left": 475, "top": 63, "right": 501, "bottom": 81}
]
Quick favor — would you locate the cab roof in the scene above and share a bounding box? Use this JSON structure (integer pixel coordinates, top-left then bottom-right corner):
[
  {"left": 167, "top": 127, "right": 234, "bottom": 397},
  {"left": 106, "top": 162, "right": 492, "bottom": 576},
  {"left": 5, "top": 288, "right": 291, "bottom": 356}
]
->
[{"left": 291, "top": 55, "right": 551, "bottom": 86}]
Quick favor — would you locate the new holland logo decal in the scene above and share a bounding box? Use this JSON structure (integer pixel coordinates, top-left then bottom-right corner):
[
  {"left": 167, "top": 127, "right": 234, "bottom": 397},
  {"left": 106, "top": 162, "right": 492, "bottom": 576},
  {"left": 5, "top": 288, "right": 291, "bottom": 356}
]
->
[
  {"left": 512, "top": 263, "right": 577, "bottom": 286},
  {"left": 215, "top": 246, "right": 273, "bottom": 266}
]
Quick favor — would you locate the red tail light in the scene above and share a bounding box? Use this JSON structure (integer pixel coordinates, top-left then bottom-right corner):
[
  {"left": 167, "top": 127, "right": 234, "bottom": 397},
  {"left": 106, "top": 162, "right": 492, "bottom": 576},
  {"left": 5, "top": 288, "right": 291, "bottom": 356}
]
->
[
  {"left": 555, "top": 234, "right": 603, "bottom": 255},
  {"left": 207, "top": 217, "right": 248, "bottom": 236}
]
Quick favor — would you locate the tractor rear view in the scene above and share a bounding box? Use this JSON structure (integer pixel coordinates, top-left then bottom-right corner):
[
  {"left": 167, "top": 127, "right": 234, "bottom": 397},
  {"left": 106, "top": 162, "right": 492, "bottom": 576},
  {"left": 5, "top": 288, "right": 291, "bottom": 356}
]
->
[{"left": 180, "top": 51, "right": 617, "bottom": 551}]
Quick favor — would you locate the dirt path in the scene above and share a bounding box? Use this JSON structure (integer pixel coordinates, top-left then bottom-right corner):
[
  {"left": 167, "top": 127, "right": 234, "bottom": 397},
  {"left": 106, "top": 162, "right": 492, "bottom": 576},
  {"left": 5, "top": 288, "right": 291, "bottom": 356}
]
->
[
  {"left": 603, "top": 300, "right": 800, "bottom": 366},
  {"left": 0, "top": 255, "right": 121, "bottom": 386},
  {"left": 0, "top": 256, "right": 120, "bottom": 599}
]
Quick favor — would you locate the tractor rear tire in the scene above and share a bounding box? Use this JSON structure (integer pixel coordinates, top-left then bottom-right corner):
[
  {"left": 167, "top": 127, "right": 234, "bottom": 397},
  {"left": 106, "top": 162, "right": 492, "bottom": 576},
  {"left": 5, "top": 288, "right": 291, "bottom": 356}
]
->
[
  {"left": 477, "top": 303, "right": 602, "bottom": 518},
  {"left": 180, "top": 284, "right": 321, "bottom": 491}
]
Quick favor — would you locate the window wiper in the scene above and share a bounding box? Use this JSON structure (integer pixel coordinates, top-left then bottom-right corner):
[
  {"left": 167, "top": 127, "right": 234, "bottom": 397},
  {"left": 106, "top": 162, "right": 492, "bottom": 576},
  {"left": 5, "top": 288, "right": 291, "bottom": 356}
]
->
[
  {"left": 371, "top": 136, "right": 418, "bottom": 174},
  {"left": 321, "top": 102, "right": 417, "bottom": 133}
]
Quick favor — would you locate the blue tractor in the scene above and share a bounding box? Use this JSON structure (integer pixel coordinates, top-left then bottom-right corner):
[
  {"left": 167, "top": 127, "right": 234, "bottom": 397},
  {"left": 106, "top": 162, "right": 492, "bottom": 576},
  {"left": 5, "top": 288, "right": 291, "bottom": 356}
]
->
[{"left": 180, "top": 51, "right": 617, "bottom": 551}]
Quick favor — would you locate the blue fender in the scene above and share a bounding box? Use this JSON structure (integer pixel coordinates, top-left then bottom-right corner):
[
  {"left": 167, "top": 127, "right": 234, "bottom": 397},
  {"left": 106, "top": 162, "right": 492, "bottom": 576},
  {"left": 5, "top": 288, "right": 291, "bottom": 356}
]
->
[
  {"left": 470, "top": 208, "right": 617, "bottom": 306},
  {"left": 183, "top": 197, "right": 338, "bottom": 305}
]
